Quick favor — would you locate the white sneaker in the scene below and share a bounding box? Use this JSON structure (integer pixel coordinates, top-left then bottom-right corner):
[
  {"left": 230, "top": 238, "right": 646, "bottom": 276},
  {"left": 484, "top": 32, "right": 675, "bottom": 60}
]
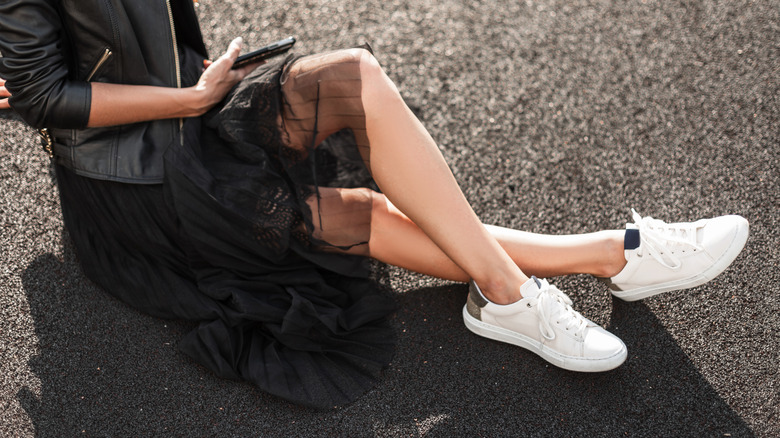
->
[
  {"left": 463, "top": 277, "right": 627, "bottom": 372},
  {"left": 605, "top": 209, "right": 749, "bottom": 301}
]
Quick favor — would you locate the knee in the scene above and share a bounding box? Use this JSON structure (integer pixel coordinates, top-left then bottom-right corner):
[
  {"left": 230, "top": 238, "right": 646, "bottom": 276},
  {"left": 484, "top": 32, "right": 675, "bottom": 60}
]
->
[
  {"left": 367, "top": 192, "right": 409, "bottom": 240},
  {"left": 344, "top": 48, "right": 398, "bottom": 98},
  {"left": 340, "top": 47, "right": 380, "bottom": 72}
]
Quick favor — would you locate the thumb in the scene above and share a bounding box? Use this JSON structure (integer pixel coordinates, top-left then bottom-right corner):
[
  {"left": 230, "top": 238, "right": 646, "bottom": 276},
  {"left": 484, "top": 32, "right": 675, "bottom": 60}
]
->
[{"left": 225, "top": 37, "right": 243, "bottom": 62}]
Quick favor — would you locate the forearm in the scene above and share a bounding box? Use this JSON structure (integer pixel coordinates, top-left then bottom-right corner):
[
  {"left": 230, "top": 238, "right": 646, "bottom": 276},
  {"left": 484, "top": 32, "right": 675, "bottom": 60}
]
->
[
  {"left": 88, "top": 83, "right": 208, "bottom": 127},
  {"left": 88, "top": 37, "right": 254, "bottom": 128}
]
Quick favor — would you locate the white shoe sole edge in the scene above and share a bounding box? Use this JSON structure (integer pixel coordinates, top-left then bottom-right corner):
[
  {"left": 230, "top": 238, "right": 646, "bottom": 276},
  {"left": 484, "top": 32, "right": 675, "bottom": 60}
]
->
[
  {"left": 612, "top": 217, "right": 749, "bottom": 302},
  {"left": 462, "top": 306, "right": 627, "bottom": 373}
]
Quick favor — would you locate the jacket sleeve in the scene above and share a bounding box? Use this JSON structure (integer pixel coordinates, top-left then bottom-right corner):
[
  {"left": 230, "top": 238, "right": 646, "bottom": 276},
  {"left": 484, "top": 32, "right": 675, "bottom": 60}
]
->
[{"left": 0, "top": 0, "right": 91, "bottom": 129}]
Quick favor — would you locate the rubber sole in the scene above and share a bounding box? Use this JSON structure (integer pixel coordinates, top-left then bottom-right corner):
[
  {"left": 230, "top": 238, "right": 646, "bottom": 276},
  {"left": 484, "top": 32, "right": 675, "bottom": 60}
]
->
[
  {"left": 611, "top": 216, "right": 749, "bottom": 302},
  {"left": 462, "top": 306, "right": 627, "bottom": 372}
]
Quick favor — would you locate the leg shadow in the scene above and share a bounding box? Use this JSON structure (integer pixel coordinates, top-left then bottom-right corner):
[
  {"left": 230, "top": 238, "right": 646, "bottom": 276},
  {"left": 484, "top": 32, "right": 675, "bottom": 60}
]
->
[
  {"left": 18, "top": 247, "right": 757, "bottom": 436},
  {"left": 355, "top": 283, "right": 756, "bottom": 437}
]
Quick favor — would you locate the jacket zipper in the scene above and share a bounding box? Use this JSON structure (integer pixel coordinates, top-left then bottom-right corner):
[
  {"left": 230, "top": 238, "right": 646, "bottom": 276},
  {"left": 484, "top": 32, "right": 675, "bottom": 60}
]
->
[
  {"left": 85, "top": 48, "right": 113, "bottom": 82},
  {"left": 165, "top": 0, "right": 182, "bottom": 90},
  {"left": 165, "top": 0, "right": 184, "bottom": 143}
]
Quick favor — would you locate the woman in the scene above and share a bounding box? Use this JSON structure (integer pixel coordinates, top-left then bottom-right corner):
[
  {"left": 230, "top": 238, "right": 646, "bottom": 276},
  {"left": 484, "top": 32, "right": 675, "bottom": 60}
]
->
[{"left": 0, "top": 0, "right": 748, "bottom": 408}]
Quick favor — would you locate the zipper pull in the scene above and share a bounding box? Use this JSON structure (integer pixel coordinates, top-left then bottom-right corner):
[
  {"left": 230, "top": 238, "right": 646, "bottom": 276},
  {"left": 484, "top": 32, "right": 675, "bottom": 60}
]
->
[{"left": 86, "top": 48, "right": 113, "bottom": 82}]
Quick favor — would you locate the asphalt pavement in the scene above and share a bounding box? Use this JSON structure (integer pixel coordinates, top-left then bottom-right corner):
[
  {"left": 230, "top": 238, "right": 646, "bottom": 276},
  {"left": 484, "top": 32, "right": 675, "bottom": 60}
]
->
[{"left": 1, "top": 0, "right": 778, "bottom": 436}]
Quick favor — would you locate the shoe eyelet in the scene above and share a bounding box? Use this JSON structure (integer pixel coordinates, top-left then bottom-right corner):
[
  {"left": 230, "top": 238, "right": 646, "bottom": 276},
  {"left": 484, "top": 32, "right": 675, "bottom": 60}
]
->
[{"left": 526, "top": 303, "right": 532, "bottom": 308}]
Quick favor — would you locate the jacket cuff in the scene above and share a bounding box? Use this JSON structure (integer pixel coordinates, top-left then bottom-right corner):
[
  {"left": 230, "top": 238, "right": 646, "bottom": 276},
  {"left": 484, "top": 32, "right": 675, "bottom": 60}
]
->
[
  {"left": 45, "top": 81, "right": 93, "bottom": 129},
  {"left": 6, "top": 79, "right": 92, "bottom": 130}
]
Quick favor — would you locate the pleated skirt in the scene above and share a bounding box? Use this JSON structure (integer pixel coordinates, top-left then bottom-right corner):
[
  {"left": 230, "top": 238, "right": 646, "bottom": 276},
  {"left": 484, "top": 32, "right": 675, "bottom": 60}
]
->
[{"left": 56, "top": 54, "right": 396, "bottom": 409}]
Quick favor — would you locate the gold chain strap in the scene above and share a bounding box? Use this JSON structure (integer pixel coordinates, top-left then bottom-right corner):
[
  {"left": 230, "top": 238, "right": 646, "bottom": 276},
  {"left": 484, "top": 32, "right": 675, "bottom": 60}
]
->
[{"left": 38, "top": 128, "right": 54, "bottom": 157}]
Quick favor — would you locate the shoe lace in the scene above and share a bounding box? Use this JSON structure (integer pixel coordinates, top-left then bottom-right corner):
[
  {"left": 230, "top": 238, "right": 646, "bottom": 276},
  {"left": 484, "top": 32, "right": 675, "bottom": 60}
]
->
[
  {"left": 531, "top": 279, "right": 588, "bottom": 341},
  {"left": 631, "top": 208, "right": 703, "bottom": 270}
]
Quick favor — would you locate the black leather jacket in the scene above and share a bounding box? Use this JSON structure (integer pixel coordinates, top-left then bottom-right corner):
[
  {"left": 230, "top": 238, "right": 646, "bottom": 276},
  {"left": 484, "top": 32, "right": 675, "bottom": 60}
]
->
[{"left": 0, "top": 0, "right": 208, "bottom": 183}]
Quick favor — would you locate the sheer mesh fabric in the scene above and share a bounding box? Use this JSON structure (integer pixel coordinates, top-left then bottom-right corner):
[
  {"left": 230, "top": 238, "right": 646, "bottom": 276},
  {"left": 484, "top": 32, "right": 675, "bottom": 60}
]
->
[
  {"left": 157, "top": 49, "right": 395, "bottom": 408},
  {"left": 280, "top": 49, "right": 370, "bottom": 167},
  {"left": 197, "top": 49, "right": 378, "bottom": 254},
  {"left": 279, "top": 49, "right": 375, "bottom": 251}
]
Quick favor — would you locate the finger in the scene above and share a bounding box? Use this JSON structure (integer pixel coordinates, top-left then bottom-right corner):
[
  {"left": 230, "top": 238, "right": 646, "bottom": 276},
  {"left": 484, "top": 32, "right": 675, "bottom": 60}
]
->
[
  {"left": 224, "top": 37, "right": 243, "bottom": 62},
  {"left": 234, "top": 60, "right": 264, "bottom": 77},
  {"left": 1, "top": 77, "right": 11, "bottom": 98},
  {"left": 0, "top": 98, "right": 10, "bottom": 110}
]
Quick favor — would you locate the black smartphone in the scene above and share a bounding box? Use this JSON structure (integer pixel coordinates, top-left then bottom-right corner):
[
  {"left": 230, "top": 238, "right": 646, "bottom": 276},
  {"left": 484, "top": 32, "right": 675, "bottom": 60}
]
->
[{"left": 232, "top": 36, "right": 296, "bottom": 69}]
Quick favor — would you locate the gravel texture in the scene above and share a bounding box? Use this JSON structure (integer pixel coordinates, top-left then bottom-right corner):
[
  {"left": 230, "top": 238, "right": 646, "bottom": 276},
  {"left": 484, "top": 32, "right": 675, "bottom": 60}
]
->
[{"left": 1, "top": 0, "right": 778, "bottom": 436}]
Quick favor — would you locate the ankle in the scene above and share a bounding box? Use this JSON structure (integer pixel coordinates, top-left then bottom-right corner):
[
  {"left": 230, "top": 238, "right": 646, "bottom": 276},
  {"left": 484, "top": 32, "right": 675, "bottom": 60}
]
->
[
  {"left": 473, "top": 273, "right": 528, "bottom": 305},
  {"left": 593, "top": 230, "right": 628, "bottom": 278}
]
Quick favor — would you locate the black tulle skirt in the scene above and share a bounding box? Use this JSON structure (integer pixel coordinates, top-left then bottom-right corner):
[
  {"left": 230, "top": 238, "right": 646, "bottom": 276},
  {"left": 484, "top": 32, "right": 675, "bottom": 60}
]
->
[{"left": 56, "top": 54, "right": 396, "bottom": 408}]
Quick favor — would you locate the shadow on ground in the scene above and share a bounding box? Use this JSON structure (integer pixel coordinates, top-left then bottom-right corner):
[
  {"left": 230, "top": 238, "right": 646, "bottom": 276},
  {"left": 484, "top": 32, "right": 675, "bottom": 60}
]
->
[{"left": 19, "top": 250, "right": 754, "bottom": 437}]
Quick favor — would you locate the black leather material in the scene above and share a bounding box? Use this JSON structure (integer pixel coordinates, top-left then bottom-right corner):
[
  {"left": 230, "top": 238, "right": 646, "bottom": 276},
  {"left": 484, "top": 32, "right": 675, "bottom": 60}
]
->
[{"left": 0, "top": 0, "right": 209, "bottom": 183}]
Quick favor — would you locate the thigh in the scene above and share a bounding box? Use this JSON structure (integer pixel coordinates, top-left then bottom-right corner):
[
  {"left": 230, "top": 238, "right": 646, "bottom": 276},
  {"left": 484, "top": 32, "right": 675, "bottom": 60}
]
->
[{"left": 280, "top": 49, "right": 370, "bottom": 153}]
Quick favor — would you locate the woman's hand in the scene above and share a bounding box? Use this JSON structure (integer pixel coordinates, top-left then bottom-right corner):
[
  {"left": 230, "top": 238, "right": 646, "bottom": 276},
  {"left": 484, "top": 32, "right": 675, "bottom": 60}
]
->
[
  {"left": 0, "top": 77, "right": 11, "bottom": 110},
  {"left": 188, "top": 37, "right": 262, "bottom": 115}
]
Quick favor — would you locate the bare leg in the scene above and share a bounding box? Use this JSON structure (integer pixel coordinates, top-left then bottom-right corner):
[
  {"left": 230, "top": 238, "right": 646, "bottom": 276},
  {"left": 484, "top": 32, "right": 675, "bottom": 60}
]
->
[
  {"left": 358, "top": 52, "right": 530, "bottom": 303},
  {"left": 311, "top": 189, "right": 627, "bottom": 282},
  {"left": 367, "top": 194, "right": 627, "bottom": 280},
  {"left": 483, "top": 226, "right": 626, "bottom": 279},
  {"left": 282, "top": 49, "right": 526, "bottom": 303}
]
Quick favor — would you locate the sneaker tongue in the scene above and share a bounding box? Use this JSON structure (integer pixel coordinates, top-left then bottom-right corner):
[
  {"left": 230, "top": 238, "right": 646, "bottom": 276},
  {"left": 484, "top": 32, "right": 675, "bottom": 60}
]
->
[{"left": 520, "top": 277, "right": 543, "bottom": 298}]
